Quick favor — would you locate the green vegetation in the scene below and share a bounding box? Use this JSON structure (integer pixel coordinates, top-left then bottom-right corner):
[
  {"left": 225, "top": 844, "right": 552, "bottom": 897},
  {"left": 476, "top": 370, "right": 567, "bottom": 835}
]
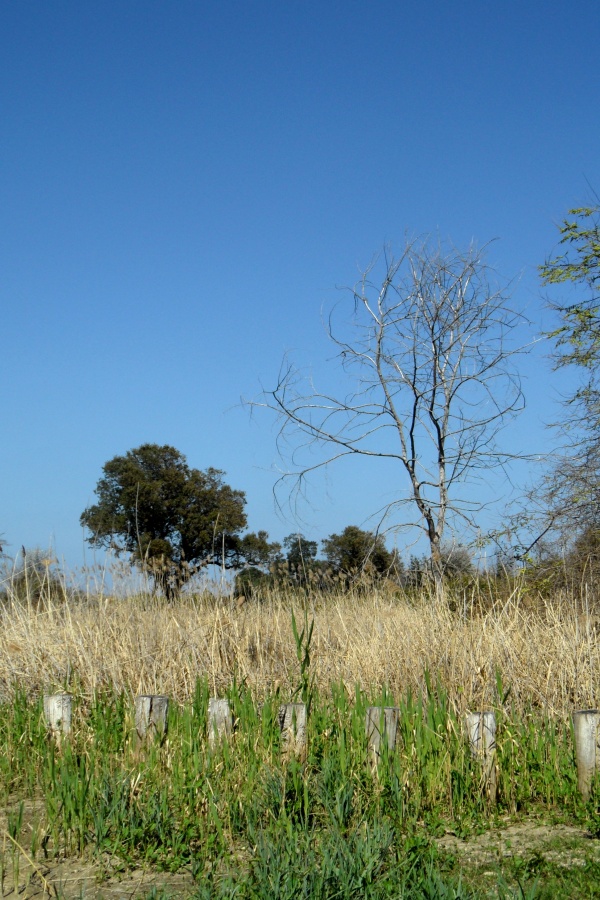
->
[
  {"left": 234, "top": 526, "right": 405, "bottom": 599},
  {"left": 4, "top": 202, "right": 600, "bottom": 897},
  {"left": 321, "top": 525, "right": 401, "bottom": 582},
  {"left": 80, "top": 444, "right": 279, "bottom": 599},
  {"left": 540, "top": 203, "right": 600, "bottom": 377},
  {"left": 520, "top": 202, "right": 600, "bottom": 557},
  {"left": 2, "top": 674, "right": 600, "bottom": 898}
]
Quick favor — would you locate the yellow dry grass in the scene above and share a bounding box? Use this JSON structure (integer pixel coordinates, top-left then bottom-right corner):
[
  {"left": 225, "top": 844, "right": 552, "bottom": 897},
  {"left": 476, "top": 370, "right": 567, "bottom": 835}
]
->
[{"left": 1, "top": 584, "right": 599, "bottom": 717}]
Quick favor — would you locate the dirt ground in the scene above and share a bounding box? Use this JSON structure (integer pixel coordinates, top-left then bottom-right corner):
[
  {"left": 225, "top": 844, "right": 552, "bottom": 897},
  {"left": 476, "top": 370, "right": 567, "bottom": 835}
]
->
[
  {"left": 2, "top": 798, "right": 600, "bottom": 898},
  {"left": 1, "top": 798, "right": 200, "bottom": 900},
  {"left": 2, "top": 856, "right": 196, "bottom": 899},
  {"left": 436, "top": 820, "right": 600, "bottom": 871}
]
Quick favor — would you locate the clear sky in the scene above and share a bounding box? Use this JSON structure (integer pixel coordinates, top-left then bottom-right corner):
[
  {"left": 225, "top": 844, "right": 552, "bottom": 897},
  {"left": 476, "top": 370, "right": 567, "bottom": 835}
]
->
[{"left": 2, "top": 1, "right": 599, "bottom": 570}]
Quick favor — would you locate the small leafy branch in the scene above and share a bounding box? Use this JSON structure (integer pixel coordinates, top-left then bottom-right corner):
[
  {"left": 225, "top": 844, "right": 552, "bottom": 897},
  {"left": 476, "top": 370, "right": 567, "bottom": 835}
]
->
[{"left": 290, "top": 608, "right": 315, "bottom": 713}]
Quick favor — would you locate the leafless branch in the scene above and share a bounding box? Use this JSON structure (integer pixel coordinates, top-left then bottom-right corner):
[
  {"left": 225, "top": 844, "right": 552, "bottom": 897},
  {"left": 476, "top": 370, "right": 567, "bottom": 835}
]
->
[{"left": 252, "top": 237, "right": 529, "bottom": 577}]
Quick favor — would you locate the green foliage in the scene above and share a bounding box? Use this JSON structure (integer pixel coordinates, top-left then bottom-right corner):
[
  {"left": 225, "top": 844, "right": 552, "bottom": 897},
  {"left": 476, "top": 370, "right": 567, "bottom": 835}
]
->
[
  {"left": 1, "top": 677, "right": 598, "bottom": 898},
  {"left": 540, "top": 205, "right": 600, "bottom": 373},
  {"left": 233, "top": 532, "right": 283, "bottom": 598},
  {"left": 283, "top": 532, "right": 321, "bottom": 585},
  {"left": 233, "top": 565, "right": 273, "bottom": 599},
  {"left": 535, "top": 204, "right": 600, "bottom": 542},
  {"left": 290, "top": 608, "right": 315, "bottom": 711},
  {"left": 237, "top": 530, "right": 281, "bottom": 568},
  {"left": 283, "top": 533, "right": 318, "bottom": 567},
  {"left": 80, "top": 444, "right": 278, "bottom": 598},
  {"left": 322, "top": 526, "right": 400, "bottom": 582},
  {"left": 234, "top": 533, "right": 326, "bottom": 599}
]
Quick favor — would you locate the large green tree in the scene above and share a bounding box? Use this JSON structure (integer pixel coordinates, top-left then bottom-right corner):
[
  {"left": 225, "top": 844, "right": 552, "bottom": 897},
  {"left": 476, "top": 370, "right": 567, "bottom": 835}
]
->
[{"left": 81, "top": 444, "right": 277, "bottom": 598}]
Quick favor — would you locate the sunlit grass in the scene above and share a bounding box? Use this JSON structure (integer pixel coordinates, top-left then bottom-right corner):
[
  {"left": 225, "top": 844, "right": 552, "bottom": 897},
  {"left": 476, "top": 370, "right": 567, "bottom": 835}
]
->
[{"left": 0, "top": 677, "right": 596, "bottom": 898}]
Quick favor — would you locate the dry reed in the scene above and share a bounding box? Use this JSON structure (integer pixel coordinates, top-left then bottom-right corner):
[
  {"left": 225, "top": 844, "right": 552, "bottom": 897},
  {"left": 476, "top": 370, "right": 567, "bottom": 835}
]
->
[{"left": 1, "top": 583, "right": 599, "bottom": 717}]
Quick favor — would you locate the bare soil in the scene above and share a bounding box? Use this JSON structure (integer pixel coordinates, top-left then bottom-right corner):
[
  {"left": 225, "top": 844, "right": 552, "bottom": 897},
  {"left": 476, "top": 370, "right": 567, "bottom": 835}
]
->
[
  {"left": 0, "top": 798, "right": 195, "bottom": 899},
  {"left": 2, "top": 855, "right": 196, "bottom": 900},
  {"left": 437, "top": 819, "right": 600, "bottom": 871}
]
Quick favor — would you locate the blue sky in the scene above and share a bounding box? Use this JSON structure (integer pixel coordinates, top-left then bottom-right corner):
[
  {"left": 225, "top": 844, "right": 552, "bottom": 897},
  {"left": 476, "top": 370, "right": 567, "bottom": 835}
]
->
[{"left": 2, "top": 1, "right": 599, "bottom": 570}]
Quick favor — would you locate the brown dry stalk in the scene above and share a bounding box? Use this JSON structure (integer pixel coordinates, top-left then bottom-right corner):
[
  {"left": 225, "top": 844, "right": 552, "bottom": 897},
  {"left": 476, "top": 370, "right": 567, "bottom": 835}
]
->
[
  {"left": 1, "top": 828, "right": 57, "bottom": 897},
  {"left": 1, "top": 586, "right": 599, "bottom": 717}
]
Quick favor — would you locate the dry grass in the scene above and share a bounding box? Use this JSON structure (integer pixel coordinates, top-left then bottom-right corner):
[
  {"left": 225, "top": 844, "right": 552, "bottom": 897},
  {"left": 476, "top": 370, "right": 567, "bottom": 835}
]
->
[{"left": 1, "top": 582, "right": 599, "bottom": 717}]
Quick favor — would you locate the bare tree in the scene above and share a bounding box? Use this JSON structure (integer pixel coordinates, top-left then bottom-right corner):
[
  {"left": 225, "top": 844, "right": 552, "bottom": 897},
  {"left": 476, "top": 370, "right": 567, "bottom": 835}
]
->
[
  {"left": 258, "top": 238, "right": 527, "bottom": 580},
  {"left": 508, "top": 413, "right": 600, "bottom": 569}
]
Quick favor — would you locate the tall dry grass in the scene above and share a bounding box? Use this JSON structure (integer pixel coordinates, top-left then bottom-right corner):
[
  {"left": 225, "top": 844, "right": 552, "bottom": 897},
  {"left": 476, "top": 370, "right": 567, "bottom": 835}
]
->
[{"left": 2, "top": 577, "right": 599, "bottom": 718}]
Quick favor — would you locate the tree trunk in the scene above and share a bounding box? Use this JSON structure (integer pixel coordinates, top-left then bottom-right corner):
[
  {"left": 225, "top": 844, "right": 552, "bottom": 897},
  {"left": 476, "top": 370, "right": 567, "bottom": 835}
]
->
[{"left": 428, "top": 529, "right": 445, "bottom": 596}]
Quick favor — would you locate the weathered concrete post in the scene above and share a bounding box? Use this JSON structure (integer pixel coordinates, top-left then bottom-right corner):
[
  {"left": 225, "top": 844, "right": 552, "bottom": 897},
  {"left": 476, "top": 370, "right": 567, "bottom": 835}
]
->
[
  {"left": 134, "top": 695, "right": 169, "bottom": 744},
  {"left": 43, "top": 693, "right": 72, "bottom": 741},
  {"left": 466, "top": 710, "right": 497, "bottom": 802},
  {"left": 573, "top": 709, "right": 600, "bottom": 801},
  {"left": 365, "top": 706, "right": 399, "bottom": 768},
  {"left": 208, "top": 698, "right": 233, "bottom": 747},
  {"left": 278, "top": 702, "right": 307, "bottom": 761}
]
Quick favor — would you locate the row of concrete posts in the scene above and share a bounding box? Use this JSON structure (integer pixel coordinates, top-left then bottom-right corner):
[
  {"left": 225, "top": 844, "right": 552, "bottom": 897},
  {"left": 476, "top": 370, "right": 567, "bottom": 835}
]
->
[{"left": 42, "top": 694, "right": 600, "bottom": 801}]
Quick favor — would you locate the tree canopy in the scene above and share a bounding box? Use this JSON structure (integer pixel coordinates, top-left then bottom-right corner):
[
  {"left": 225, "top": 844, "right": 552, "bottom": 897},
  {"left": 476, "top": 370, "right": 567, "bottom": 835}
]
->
[
  {"left": 322, "top": 525, "right": 398, "bottom": 579},
  {"left": 277, "top": 533, "right": 319, "bottom": 588},
  {"left": 81, "top": 444, "right": 277, "bottom": 597}
]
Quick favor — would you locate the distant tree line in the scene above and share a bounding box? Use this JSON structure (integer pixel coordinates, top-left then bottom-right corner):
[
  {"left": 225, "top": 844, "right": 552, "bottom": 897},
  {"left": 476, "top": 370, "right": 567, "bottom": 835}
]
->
[
  {"left": 234, "top": 527, "right": 477, "bottom": 600},
  {"left": 234, "top": 526, "right": 401, "bottom": 599}
]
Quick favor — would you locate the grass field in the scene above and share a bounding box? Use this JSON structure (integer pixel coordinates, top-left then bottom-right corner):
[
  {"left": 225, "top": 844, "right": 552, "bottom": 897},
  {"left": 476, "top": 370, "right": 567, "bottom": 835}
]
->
[{"left": 1, "top": 579, "right": 600, "bottom": 897}]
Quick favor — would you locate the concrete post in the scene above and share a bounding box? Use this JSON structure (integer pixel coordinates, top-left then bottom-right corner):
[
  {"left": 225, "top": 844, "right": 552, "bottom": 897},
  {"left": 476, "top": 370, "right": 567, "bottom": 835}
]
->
[
  {"left": 278, "top": 702, "right": 307, "bottom": 761},
  {"left": 573, "top": 709, "right": 600, "bottom": 801},
  {"left": 134, "top": 695, "right": 169, "bottom": 744},
  {"left": 466, "top": 710, "right": 497, "bottom": 802},
  {"left": 208, "top": 698, "right": 233, "bottom": 747},
  {"left": 43, "top": 693, "right": 72, "bottom": 741}
]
